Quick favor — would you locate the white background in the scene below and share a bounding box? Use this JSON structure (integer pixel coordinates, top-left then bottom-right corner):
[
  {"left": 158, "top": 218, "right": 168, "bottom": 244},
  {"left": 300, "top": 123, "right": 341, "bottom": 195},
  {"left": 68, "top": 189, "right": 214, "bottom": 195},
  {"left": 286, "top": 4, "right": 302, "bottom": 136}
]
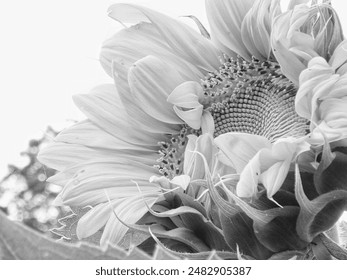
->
[{"left": 0, "top": 0, "right": 347, "bottom": 177}]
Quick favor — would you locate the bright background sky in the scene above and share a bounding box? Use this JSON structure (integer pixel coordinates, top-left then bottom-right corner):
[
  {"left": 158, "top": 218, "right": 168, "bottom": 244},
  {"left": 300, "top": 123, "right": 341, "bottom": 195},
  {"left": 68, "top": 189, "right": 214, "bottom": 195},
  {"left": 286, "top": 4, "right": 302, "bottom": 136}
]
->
[{"left": 0, "top": 0, "right": 347, "bottom": 178}]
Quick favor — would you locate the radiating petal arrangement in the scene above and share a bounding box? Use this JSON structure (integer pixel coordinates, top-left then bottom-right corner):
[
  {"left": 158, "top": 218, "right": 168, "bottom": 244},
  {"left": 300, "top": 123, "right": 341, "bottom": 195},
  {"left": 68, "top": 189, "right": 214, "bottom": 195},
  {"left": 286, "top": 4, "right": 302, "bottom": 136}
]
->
[{"left": 39, "top": 0, "right": 347, "bottom": 259}]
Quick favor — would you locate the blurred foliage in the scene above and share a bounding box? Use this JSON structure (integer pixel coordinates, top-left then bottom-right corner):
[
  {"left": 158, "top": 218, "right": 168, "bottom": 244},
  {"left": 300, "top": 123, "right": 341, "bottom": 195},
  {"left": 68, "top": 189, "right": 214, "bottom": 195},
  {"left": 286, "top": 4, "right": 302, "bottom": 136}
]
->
[{"left": 0, "top": 126, "right": 68, "bottom": 237}]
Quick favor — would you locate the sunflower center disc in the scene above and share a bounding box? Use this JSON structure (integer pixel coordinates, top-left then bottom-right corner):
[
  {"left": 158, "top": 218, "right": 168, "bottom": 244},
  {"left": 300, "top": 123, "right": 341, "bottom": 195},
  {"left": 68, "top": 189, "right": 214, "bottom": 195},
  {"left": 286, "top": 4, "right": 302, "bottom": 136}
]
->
[
  {"left": 156, "top": 56, "right": 309, "bottom": 178},
  {"left": 201, "top": 55, "right": 309, "bottom": 141}
]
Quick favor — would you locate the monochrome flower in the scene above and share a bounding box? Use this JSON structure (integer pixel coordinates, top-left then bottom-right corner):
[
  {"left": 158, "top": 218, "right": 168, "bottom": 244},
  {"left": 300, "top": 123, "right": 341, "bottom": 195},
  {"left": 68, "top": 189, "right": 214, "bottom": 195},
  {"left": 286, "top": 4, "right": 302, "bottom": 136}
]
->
[{"left": 38, "top": 0, "right": 347, "bottom": 255}]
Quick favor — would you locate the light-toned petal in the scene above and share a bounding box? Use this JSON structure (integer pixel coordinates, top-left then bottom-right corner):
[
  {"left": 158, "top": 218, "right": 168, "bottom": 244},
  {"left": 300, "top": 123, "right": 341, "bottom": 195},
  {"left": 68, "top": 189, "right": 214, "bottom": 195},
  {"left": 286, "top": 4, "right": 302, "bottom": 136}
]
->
[
  {"left": 111, "top": 61, "right": 181, "bottom": 135},
  {"left": 38, "top": 141, "right": 157, "bottom": 172},
  {"left": 168, "top": 81, "right": 205, "bottom": 129},
  {"left": 215, "top": 133, "right": 271, "bottom": 173},
  {"left": 128, "top": 55, "right": 185, "bottom": 124},
  {"left": 296, "top": 57, "right": 335, "bottom": 119},
  {"left": 236, "top": 151, "right": 261, "bottom": 197},
  {"left": 100, "top": 22, "right": 202, "bottom": 81},
  {"left": 100, "top": 193, "right": 159, "bottom": 246},
  {"left": 55, "top": 120, "right": 148, "bottom": 152},
  {"left": 271, "top": 10, "right": 307, "bottom": 85},
  {"left": 329, "top": 40, "right": 347, "bottom": 73},
  {"left": 260, "top": 159, "right": 291, "bottom": 199},
  {"left": 183, "top": 135, "right": 198, "bottom": 176},
  {"left": 55, "top": 159, "right": 160, "bottom": 207},
  {"left": 73, "top": 84, "right": 174, "bottom": 145},
  {"left": 272, "top": 3, "right": 343, "bottom": 84},
  {"left": 76, "top": 203, "right": 111, "bottom": 239},
  {"left": 205, "top": 0, "right": 254, "bottom": 59},
  {"left": 38, "top": 142, "right": 116, "bottom": 171},
  {"left": 183, "top": 133, "right": 216, "bottom": 180},
  {"left": 201, "top": 111, "right": 215, "bottom": 135},
  {"left": 241, "top": 0, "right": 281, "bottom": 60},
  {"left": 287, "top": 0, "right": 310, "bottom": 10},
  {"left": 170, "top": 175, "right": 191, "bottom": 190},
  {"left": 108, "top": 4, "right": 221, "bottom": 73},
  {"left": 167, "top": 81, "right": 203, "bottom": 108},
  {"left": 173, "top": 106, "right": 203, "bottom": 130}
]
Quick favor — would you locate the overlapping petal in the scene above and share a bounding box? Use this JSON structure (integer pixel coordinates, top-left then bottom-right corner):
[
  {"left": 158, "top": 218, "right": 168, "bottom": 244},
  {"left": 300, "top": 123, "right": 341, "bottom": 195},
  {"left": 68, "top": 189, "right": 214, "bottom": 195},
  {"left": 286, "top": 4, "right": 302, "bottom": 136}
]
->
[
  {"left": 296, "top": 55, "right": 347, "bottom": 144},
  {"left": 241, "top": 0, "right": 281, "bottom": 60},
  {"left": 128, "top": 55, "right": 185, "bottom": 124},
  {"left": 107, "top": 4, "right": 222, "bottom": 73},
  {"left": 205, "top": 0, "right": 254, "bottom": 59},
  {"left": 215, "top": 133, "right": 309, "bottom": 198},
  {"left": 271, "top": 2, "right": 343, "bottom": 85}
]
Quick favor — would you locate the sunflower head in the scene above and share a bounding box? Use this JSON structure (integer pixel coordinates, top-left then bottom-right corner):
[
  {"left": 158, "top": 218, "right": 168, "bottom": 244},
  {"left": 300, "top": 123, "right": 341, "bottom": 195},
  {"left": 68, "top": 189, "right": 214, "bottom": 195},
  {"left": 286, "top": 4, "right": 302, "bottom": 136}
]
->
[{"left": 39, "top": 0, "right": 347, "bottom": 259}]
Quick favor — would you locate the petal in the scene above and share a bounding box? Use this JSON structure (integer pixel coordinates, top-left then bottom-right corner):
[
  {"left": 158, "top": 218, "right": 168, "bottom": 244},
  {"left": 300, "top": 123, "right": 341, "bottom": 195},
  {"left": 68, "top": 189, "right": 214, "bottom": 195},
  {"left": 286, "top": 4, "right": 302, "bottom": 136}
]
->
[
  {"left": 271, "top": 11, "right": 307, "bottom": 85},
  {"left": 329, "top": 40, "right": 347, "bottom": 73},
  {"left": 100, "top": 194, "right": 159, "bottom": 245},
  {"left": 183, "top": 133, "right": 216, "bottom": 180},
  {"left": 100, "top": 22, "right": 202, "bottom": 81},
  {"left": 108, "top": 4, "right": 221, "bottom": 73},
  {"left": 260, "top": 159, "right": 292, "bottom": 199},
  {"left": 128, "top": 55, "right": 185, "bottom": 124},
  {"left": 236, "top": 152, "right": 261, "bottom": 197},
  {"left": 38, "top": 142, "right": 117, "bottom": 171},
  {"left": 170, "top": 175, "right": 191, "bottom": 190},
  {"left": 76, "top": 203, "right": 111, "bottom": 239},
  {"left": 167, "top": 81, "right": 205, "bottom": 129},
  {"left": 38, "top": 140, "right": 157, "bottom": 172},
  {"left": 241, "top": 0, "right": 281, "bottom": 60},
  {"left": 173, "top": 105, "right": 203, "bottom": 130},
  {"left": 54, "top": 120, "right": 147, "bottom": 152},
  {"left": 215, "top": 133, "right": 271, "bottom": 173},
  {"left": 287, "top": 0, "right": 310, "bottom": 10},
  {"left": 205, "top": 0, "right": 255, "bottom": 59},
  {"left": 296, "top": 57, "right": 335, "bottom": 119},
  {"left": 73, "top": 84, "right": 172, "bottom": 146},
  {"left": 167, "top": 81, "right": 203, "bottom": 108},
  {"left": 111, "top": 61, "right": 182, "bottom": 135},
  {"left": 57, "top": 159, "right": 160, "bottom": 207},
  {"left": 201, "top": 111, "right": 215, "bottom": 135},
  {"left": 183, "top": 134, "right": 198, "bottom": 176}
]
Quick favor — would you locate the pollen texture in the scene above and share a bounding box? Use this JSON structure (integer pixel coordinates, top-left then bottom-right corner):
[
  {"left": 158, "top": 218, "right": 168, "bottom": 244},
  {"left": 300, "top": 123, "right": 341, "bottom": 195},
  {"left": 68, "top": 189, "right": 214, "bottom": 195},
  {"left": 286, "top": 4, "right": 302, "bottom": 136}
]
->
[{"left": 201, "top": 56, "right": 309, "bottom": 141}]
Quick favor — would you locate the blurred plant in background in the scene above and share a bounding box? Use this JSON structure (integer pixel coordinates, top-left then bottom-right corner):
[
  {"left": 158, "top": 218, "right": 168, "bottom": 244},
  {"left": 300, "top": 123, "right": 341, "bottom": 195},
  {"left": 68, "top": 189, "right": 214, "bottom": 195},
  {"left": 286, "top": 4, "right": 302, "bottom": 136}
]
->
[{"left": 0, "top": 126, "right": 68, "bottom": 236}]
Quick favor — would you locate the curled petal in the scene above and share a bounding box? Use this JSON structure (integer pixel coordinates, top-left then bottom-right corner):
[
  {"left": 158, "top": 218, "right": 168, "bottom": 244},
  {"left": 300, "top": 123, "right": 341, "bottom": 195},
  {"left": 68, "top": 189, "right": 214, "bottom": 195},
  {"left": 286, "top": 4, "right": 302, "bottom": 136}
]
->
[
  {"left": 108, "top": 4, "right": 221, "bottom": 73},
  {"left": 168, "top": 81, "right": 205, "bottom": 129},
  {"left": 205, "top": 0, "right": 254, "bottom": 59},
  {"left": 128, "top": 55, "right": 185, "bottom": 124},
  {"left": 241, "top": 0, "right": 281, "bottom": 60},
  {"left": 215, "top": 133, "right": 271, "bottom": 173}
]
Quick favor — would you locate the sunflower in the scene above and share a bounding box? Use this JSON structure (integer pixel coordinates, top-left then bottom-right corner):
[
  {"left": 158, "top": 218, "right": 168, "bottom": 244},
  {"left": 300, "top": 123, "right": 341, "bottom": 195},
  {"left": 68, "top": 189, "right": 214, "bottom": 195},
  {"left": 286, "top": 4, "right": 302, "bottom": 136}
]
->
[{"left": 39, "top": 0, "right": 347, "bottom": 253}]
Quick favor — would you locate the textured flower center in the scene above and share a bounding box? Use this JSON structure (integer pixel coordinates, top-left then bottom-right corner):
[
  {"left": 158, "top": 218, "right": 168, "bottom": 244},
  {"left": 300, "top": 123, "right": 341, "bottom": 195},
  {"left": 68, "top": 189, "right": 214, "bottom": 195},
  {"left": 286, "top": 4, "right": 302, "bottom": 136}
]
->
[
  {"left": 156, "top": 56, "right": 309, "bottom": 178},
  {"left": 154, "top": 126, "right": 190, "bottom": 178},
  {"left": 202, "top": 56, "right": 309, "bottom": 140}
]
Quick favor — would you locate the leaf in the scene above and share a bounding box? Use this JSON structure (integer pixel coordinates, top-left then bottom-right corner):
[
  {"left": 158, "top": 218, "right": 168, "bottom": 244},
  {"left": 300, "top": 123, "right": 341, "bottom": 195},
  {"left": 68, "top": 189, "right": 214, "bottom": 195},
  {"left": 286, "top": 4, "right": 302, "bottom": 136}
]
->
[
  {"left": 0, "top": 211, "right": 152, "bottom": 259},
  {"left": 295, "top": 164, "right": 347, "bottom": 242},
  {"left": 314, "top": 148, "right": 347, "bottom": 194},
  {"left": 219, "top": 212, "right": 273, "bottom": 259},
  {"left": 170, "top": 192, "right": 231, "bottom": 251},
  {"left": 220, "top": 181, "right": 308, "bottom": 252},
  {"left": 179, "top": 212, "right": 231, "bottom": 251},
  {"left": 267, "top": 250, "right": 307, "bottom": 260},
  {"left": 148, "top": 228, "right": 252, "bottom": 260},
  {"left": 109, "top": 209, "right": 211, "bottom": 253},
  {"left": 254, "top": 211, "right": 308, "bottom": 252},
  {"left": 152, "top": 245, "right": 181, "bottom": 260},
  {"left": 51, "top": 206, "right": 102, "bottom": 244}
]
